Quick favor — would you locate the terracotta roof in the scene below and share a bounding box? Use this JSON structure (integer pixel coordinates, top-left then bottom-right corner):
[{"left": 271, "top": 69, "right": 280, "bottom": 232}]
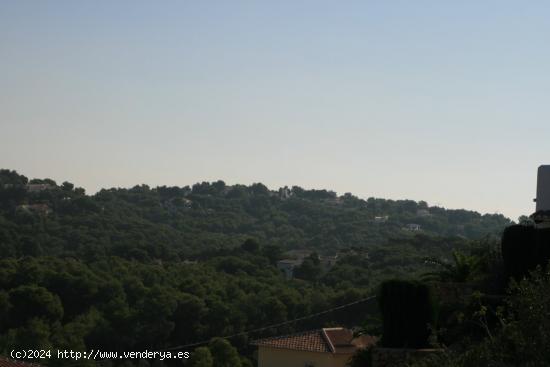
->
[
  {"left": 253, "top": 329, "right": 330, "bottom": 353},
  {"left": 252, "top": 327, "right": 376, "bottom": 354},
  {"left": 0, "top": 357, "right": 43, "bottom": 367}
]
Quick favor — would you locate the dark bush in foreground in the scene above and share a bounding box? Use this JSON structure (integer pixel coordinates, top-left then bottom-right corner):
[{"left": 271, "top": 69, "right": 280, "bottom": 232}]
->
[
  {"left": 501, "top": 224, "right": 550, "bottom": 280},
  {"left": 379, "top": 280, "right": 437, "bottom": 348}
]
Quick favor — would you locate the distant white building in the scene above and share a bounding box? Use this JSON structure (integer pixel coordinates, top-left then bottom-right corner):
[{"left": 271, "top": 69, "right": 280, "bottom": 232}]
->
[
  {"left": 2, "top": 184, "right": 23, "bottom": 189},
  {"left": 374, "top": 216, "right": 389, "bottom": 223},
  {"left": 177, "top": 198, "right": 192, "bottom": 208},
  {"left": 277, "top": 251, "right": 338, "bottom": 279},
  {"left": 404, "top": 223, "right": 421, "bottom": 231},
  {"left": 16, "top": 203, "right": 52, "bottom": 215},
  {"left": 416, "top": 209, "right": 431, "bottom": 217},
  {"left": 277, "top": 259, "right": 303, "bottom": 279},
  {"left": 279, "top": 187, "right": 292, "bottom": 200},
  {"left": 26, "top": 184, "right": 54, "bottom": 192}
]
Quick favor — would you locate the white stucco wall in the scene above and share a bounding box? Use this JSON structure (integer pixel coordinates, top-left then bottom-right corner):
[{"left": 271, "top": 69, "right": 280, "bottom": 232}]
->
[{"left": 257, "top": 347, "right": 353, "bottom": 367}]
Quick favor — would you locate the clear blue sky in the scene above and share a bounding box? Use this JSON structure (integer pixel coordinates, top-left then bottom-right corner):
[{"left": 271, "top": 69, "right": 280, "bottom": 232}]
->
[{"left": 1, "top": 1, "right": 549, "bottom": 220}]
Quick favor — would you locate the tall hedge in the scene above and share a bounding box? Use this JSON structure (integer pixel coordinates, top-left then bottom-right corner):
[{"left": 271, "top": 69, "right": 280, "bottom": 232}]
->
[
  {"left": 536, "top": 228, "right": 550, "bottom": 265},
  {"left": 501, "top": 224, "right": 550, "bottom": 280},
  {"left": 379, "top": 280, "right": 437, "bottom": 348}
]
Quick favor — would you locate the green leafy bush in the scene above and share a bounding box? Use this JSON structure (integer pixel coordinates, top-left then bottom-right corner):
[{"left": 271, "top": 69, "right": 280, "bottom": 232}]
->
[{"left": 410, "top": 264, "right": 550, "bottom": 367}]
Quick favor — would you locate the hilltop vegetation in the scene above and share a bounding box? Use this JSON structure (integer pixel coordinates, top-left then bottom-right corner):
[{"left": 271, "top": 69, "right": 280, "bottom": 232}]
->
[
  {"left": 0, "top": 169, "right": 512, "bottom": 366},
  {"left": 0, "top": 169, "right": 509, "bottom": 263}
]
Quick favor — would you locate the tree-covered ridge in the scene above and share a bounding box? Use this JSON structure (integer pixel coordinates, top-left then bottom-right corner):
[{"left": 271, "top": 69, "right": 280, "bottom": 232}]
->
[
  {"left": 0, "top": 169, "right": 511, "bottom": 262},
  {"left": 0, "top": 169, "right": 513, "bottom": 366}
]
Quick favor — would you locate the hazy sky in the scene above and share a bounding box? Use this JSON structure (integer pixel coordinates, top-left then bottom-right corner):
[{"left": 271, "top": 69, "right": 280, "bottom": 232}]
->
[{"left": 1, "top": 1, "right": 549, "bottom": 221}]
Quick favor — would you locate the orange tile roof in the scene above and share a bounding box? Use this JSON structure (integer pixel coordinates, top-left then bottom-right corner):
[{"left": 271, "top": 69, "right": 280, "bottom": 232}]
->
[
  {"left": 253, "top": 329, "right": 331, "bottom": 353},
  {"left": 0, "top": 357, "right": 43, "bottom": 367},
  {"left": 252, "top": 327, "right": 376, "bottom": 354}
]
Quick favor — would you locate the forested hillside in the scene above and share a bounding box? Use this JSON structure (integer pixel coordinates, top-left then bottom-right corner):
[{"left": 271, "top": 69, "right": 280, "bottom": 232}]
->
[
  {"left": 0, "top": 169, "right": 511, "bottom": 366},
  {"left": 0, "top": 169, "right": 509, "bottom": 259}
]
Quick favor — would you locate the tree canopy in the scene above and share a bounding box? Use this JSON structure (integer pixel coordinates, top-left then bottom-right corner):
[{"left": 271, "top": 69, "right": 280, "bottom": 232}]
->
[{"left": 0, "top": 169, "right": 512, "bottom": 366}]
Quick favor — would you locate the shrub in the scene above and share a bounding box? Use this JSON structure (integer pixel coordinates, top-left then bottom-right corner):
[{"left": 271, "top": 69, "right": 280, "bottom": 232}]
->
[
  {"left": 501, "top": 224, "right": 550, "bottom": 280},
  {"left": 379, "top": 280, "right": 437, "bottom": 348}
]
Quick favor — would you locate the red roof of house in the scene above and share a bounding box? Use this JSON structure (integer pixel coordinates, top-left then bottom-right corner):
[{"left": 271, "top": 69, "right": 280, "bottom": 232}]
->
[
  {"left": 0, "top": 357, "right": 43, "bottom": 367},
  {"left": 252, "top": 327, "right": 376, "bottom": 354}
]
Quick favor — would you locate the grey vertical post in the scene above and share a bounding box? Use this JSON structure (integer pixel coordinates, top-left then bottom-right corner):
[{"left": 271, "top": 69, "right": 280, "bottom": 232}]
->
[{"left": 536, "top": 165, "right": 550, "bottom": 212}]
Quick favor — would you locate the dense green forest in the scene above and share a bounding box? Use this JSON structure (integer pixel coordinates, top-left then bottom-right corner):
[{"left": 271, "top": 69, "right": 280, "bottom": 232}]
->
[{"left": 0, "top": 169, "right": 512, "bottom": 366}]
